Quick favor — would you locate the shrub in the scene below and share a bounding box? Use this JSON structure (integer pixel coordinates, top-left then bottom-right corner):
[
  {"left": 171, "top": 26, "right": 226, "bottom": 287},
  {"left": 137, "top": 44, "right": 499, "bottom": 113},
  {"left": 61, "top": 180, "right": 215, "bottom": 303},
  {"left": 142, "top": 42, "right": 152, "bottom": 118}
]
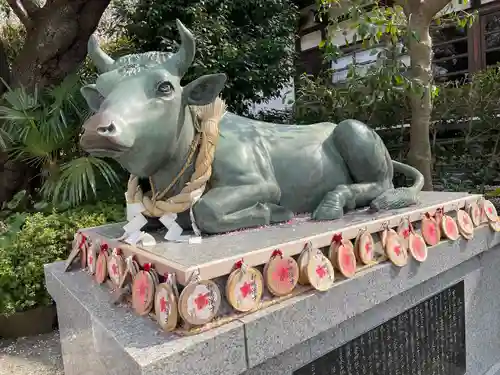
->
[
  {"left": 0, "top": 202, "right": 124, "bottom": 316},
  {"left": 116, "top": 0, "right": 298, "bottom": 114}
]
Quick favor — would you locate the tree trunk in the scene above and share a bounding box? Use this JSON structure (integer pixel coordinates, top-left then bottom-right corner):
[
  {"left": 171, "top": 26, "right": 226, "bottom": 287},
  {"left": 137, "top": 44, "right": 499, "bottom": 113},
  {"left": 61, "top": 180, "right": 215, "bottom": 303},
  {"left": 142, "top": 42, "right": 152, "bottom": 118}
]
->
[
  {"left": 10, "top": 0, "right": 111, "bottom": 90},
  {"left": 0, "top": 0, "right": 110, "bottom": 205},
  {"left": 0, "top": 38, "right": 10, "bottom": 95},
  {"left": 406, "top": 12, "right": 434, "bottom": 191}
]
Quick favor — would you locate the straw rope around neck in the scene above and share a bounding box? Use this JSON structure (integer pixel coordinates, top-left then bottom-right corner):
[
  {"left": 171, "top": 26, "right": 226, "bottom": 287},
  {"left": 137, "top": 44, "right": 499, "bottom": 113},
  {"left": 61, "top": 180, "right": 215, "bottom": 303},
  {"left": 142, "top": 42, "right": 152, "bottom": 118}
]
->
[{"left": 125, "top": 97, "right": 227, "bottom": 218}]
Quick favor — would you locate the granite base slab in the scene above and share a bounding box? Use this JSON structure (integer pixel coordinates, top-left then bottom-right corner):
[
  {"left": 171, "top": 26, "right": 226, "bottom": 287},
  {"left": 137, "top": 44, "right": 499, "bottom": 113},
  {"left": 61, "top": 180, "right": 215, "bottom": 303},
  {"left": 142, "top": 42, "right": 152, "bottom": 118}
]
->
[{"left": 46, "top": 221, "right": 500, "bottom": 375}]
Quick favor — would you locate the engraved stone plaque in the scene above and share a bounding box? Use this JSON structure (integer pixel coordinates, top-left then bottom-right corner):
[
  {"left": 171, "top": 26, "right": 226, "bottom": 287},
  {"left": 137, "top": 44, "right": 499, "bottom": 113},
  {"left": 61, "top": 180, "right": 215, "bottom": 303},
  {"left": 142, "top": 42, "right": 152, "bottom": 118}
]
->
[{"left": 294, "top": 281, "right": 466, "bottom": 375}]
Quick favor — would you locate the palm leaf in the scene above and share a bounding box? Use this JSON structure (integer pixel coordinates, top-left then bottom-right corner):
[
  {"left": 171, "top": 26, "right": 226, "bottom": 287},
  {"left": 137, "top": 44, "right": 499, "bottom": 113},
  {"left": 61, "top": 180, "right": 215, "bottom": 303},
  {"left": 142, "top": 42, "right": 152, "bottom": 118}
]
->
[{"left": 44, "top": 157, "right": 120, "bottom": 206}]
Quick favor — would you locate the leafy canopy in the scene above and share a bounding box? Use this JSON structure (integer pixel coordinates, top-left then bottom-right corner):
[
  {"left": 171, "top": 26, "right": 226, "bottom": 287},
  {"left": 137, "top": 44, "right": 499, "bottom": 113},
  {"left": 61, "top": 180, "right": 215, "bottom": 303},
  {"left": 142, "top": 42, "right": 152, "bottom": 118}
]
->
[{"left": 114, "top": 0, "right": 298, "bottom": 114}]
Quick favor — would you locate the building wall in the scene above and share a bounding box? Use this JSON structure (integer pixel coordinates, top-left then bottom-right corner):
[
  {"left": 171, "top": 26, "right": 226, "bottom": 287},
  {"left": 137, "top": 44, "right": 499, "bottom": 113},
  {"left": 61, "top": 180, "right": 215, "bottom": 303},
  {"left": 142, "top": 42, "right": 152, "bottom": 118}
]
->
[{"left": 297, "top": 0, "right": 500, "bottom": 85}]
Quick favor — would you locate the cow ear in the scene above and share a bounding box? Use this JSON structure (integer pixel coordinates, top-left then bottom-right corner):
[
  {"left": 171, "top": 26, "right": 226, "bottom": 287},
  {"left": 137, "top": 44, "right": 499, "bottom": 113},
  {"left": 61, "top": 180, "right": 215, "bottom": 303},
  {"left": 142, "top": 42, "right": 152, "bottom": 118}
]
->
[
  {"left": 80, "top": 84, "right": 104, "bottom": 112},
  {"left": 182, "top": 73, "right": 226, "bottom": 106}
]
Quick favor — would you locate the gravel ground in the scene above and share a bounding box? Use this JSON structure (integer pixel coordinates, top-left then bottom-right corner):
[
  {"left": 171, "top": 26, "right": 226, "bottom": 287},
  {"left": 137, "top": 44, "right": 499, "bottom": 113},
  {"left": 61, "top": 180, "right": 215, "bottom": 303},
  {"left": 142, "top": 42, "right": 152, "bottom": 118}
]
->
[{"left": 0, "top": 330, "right": 63, "bottom": 375}]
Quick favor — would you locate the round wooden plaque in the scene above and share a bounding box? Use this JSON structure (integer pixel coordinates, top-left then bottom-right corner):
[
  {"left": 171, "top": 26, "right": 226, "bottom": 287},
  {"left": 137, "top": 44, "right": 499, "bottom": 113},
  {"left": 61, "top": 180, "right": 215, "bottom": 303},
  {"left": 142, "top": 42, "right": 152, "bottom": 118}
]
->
[
  {"left": 469, "top": 202, "right": 482, "bottom": 227},
  {"left": 154, "top": 283, "right": 178, "bottom": 332},
  {"left": 385, "top": 232, "right": 408, "bottom": 267},
  {"left": 381, "top": 228, "right": 398, "bottom": 249},
  {"left": 354, "top": 231, "right": 374, "bottom": 265},
  {"left": 95, "top": 252, "right": 108, "bottom": 284},
  {"left": 421, "top": 215, "right": 440, "bottom": 246},
  {"left": 107, "top": 252, "right": 125, "bottom": 286},
  {"left": 483, "top": 200, "right": 498, "bottom": 222},
  {"left": 226, "top": 267, "right": 264, "bottom": 312},
  {"left": 441, "top": 214, "right": 460, "bottom": 241},
  {"left": 87, "top": 241, "right": 98, "bottom": 275},
  {"left": 330, "top": 240, "right": 356, "bottom": 278},
  {"left": 297, "top": 246, "right": 312, "bottom": 285},
  {"left": 397, "top": 220, "right": 411, "bottom": 250},
  {"left": 408, "top": 232, "right": 428, "bottom": 262},
  {"left": 79, "top": 236, "right": 87, "bottom": 269},
  {"left": 132, "top": 270, "right": 155, "bottom": 316},
  {"left": 489, "top": 218, "right": 500, "bottom": 232},
  {"left": 149, "top": 268, "right": 160, "bottom": 286},
  {"left": 306, "top": 251, "right": 335, "bottom": 291},
  {"left": 457, "top": 209, "right": 474, "bottom": 236},
  {"left": 178, "top": 280, "right": 221, "bottom": 325},
  {"left": 265, "top": 256, "right": 299, "bottom": 297}
]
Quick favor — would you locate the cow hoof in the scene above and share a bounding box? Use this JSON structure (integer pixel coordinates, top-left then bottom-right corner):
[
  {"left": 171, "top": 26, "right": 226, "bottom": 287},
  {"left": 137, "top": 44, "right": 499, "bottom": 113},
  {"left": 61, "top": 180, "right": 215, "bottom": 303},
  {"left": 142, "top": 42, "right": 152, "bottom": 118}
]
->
[
  {"left": 311, "top": 206, "right": 343, "bottom": 221},
  {"left": 268, "top": 204, "right": 294, "bottom": 224}
]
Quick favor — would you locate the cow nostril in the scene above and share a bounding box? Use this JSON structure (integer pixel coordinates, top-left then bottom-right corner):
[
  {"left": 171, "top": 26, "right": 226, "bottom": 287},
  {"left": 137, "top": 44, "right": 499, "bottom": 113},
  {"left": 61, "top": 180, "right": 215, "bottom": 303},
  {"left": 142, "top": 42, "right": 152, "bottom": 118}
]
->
[{"left": 97, "top": 122, "right": 117, "bottom": 135}]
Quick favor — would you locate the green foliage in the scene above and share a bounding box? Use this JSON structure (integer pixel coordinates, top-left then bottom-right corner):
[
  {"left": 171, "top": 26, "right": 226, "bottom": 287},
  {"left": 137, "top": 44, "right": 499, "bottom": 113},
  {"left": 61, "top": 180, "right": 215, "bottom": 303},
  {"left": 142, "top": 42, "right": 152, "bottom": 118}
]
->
[
  {"left": 0, "top": 22, "right": 25, "bottom": 64},
  {"left": 294, "top": 64, "right": 500, "bottom": 193},
  {"left": 79, "top": 35, "right": 137, "bottom": 83},
  {"left": 115, "top": 0, "right": 298, "bottom": 114},
  {"left": 0, "top": 202, "right": 124, "bottom": 315},
  {"left": 0, "top": 76, "right": 124, "bottom": 207}
]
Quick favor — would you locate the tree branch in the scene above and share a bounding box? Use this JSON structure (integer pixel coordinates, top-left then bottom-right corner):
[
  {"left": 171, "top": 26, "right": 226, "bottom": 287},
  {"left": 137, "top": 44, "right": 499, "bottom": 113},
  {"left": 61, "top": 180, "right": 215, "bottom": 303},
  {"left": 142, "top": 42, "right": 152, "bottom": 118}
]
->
[
  {"left": 22, "top": 0, "right": 42, "bottom": 15},
  {"left": 423, "top": 0, "right": 455, "bottom": 20},
  {"left": 6, "top": 0, "right": 31, "bottom": 26},
  {"left": 6, "top": 0, "right": 42, "bottom": 27}
]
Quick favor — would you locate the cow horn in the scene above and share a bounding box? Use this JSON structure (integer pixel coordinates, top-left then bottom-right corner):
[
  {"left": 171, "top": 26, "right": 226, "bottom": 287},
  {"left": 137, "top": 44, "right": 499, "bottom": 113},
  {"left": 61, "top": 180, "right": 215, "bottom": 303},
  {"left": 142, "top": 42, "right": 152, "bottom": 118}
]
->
[
  {"left": 170, "top": 19, "right": 196, "bottom": 78},
  {"left": 87, "top": 34, "right": 115, "bottom": 73}
]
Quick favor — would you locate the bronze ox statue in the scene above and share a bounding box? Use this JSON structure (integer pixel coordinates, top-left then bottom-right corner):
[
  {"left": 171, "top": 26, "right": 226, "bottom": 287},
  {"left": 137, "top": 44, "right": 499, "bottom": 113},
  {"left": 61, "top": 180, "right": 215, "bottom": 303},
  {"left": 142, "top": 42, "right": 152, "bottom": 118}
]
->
[{"left": 79, "top": 20, "right": 424, "bottom": 235}]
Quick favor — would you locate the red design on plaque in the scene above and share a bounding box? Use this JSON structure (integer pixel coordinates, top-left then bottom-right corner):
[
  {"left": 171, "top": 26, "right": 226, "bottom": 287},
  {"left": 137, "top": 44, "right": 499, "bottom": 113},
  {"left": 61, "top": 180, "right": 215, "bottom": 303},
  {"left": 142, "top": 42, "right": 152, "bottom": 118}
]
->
[
  {"left": 413, "top": 238, "right": 424, "bottom": 258},
  {"left": 160, "top": 296, "right": 167, "bottom": 313},
  {"left": 112, "top": 263, "right": 118, "bottom": 275},
  {"left": 78, "top": 234, "right": 86, "bottom": 249},
  {"left": 394, "top": 246, "right": 401, "bottom": 256},
  {"left": 316, "top": 265, "right": 327, "bottom": 279},
  {"left": 428, "top": 224, "right": 436, "bottom": 240},
  {"left": 275, "top": 266, "right": 289, "bottom": 282},
  {"left": 88, "top": 255, "right": 93, "bottom": 265},
  {"left": 240, "top": 282, "right": 252, "bottom": 298},
  {"left": 137, "top": 277, "right": 148, "bottom": 298},
  {"left": 402, "top": 228, "right": 410, "bottom": 239},
  {"left": 342, "top": 251, "right": 354, "bottom": 274},
  {"left": 365, "top": 242, "right": 372, "bottom": 254},
  {"left": 445, "top": 218, "right": 456, "bottom": 236},
  {"left": 488, "top": 207, "right": 493, "bottom": 214},
  {"left": 195, "top": 293, "right": 209, "bottom": 310}
]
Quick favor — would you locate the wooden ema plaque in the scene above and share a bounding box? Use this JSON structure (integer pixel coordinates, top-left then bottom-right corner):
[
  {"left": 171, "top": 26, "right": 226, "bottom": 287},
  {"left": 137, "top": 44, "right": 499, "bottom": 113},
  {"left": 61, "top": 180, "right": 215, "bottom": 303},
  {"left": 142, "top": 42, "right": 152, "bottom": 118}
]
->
[
  {"left": 408, "top": 230, "right": 428, "bottom": 262},
  {"left": 264, "top": 250, "right": 299, "bottom": 297},
  {"left": 383, "top": 229, "right": 408, "bottom": 267},
  {"left": 297, "top": 243, "right": 314, "bottom": 285},
  {"left": 178, "top": 278, "right": 221, "bottom": 325},
  {"left": 87, "top": 240, "right": 98, "bottom": 275},
  {"left": 306, "top": 250, "right": 335, "bottom": 292},
  {"left": 354, "top": 229, "right": 374, "bottom": 265},
  {"left": 95, "top": 249, "right": 108, "bottom": 284},
  {"left": 293, "top": 281, "right": 466, "bottom": 375},
  {"left": 107, "top": 249, "right": 125, "bottom": 286},
  {"left": 483, "top": 199, "right": 498, "bottom": 222},
  {"left": 329, "top": 235, "right": 356, "bottom": 278},
  {"left": 226, "top": 261, "right": 264, "bottom": 312},
  {"left": 397, "top": 219, "right": 411, "bottom": 252},
  {"left": 132, "top": 269, "right": 155, "bottom": 316},
  {"left": 154, "top": 282, "right": 179, "bottom": 332},
  {"left": 468, "top": 201, "right": 482, "bottom": 227},
  {"left": 421, "top": 214, "right": 440, "bottom": 246},
  {"left": 456, "top": 209, "right": 474, "bottom": 238},
  {"left": 440, "top": 212, "right": 460, "bottom": 241}
]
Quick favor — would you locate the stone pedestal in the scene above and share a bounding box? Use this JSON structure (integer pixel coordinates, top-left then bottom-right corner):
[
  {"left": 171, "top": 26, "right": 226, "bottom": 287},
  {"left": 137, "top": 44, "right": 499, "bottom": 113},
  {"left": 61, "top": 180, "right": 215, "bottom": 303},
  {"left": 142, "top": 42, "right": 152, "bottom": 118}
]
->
[{"left": 46, "top": 194, "right": 500, "bottom": 375}]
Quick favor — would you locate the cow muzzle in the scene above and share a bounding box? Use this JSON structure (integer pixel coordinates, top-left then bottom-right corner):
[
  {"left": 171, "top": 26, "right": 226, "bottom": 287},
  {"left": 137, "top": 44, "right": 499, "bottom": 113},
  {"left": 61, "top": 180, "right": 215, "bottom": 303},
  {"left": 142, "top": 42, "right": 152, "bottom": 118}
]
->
[{"left": 79, "top": 112, "right": 129, "bottom": 156}]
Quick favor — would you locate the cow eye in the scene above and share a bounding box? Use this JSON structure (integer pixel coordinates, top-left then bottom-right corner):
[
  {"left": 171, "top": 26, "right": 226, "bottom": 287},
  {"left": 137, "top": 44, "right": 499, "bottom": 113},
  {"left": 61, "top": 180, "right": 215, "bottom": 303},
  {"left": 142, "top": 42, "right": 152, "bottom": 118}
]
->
[{"left": 157, "top": 81, "right": 173, "bottom": 95}]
